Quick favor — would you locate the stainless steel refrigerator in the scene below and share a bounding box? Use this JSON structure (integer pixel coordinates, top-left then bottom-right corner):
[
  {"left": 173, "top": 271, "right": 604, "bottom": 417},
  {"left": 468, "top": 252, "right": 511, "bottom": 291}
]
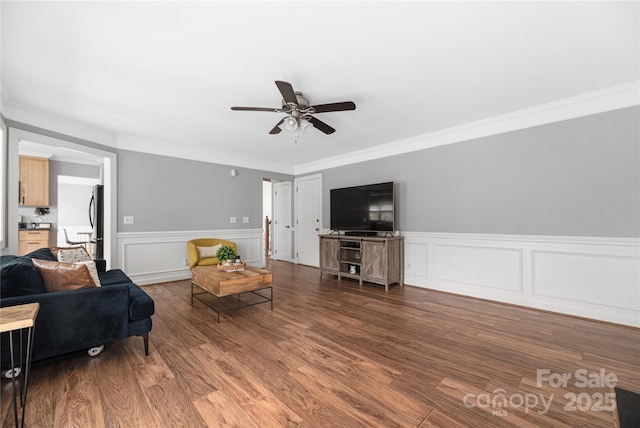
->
[{"left": 89, "top": 184, "right": 104, "bottom": 259}]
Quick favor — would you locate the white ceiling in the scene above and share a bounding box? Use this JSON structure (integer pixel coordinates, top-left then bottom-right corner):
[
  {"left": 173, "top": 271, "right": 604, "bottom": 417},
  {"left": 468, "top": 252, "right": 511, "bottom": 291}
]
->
[{"left": 2, "top": 1, "right": 638, "bottom": 174}]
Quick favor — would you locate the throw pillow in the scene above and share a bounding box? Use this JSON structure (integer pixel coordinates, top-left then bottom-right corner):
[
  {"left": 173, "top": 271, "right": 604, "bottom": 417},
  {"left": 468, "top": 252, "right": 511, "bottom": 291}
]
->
[
  {"left": 52, "top": 246, "right": 91, "bottom": 263},
  {"left": 32, "top": 258, "right": 97, "bottom": 293},
  {"left": 50, "top": 246, "right": 76, "bottom": 258},
  {"left": 74, "top": 260, "right": 101, "bottom": 286},
  {"left": 197, "top": 244, "right": 221, "bottom": 259}
]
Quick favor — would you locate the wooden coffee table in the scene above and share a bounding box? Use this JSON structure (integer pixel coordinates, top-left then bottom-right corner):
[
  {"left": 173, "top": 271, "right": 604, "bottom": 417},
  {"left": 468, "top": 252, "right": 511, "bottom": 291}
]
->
[{"left": 190, "top": 265, "right": 273, "bottom": 322}]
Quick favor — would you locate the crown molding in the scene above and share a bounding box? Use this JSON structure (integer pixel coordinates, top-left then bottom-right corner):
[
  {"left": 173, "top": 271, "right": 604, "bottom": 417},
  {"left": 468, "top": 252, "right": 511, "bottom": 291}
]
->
[
  {"left": 116, "top": 135, "right": 296, "bottom": 175},
  {"left": 294, "top": 81, "right": 640, "bottom": 175},
  {"left": 3, "top": 81, "right": 637, "bottom": 176},
  {"left": 3, "top": 102, "right": 118, "bottom": 148}
]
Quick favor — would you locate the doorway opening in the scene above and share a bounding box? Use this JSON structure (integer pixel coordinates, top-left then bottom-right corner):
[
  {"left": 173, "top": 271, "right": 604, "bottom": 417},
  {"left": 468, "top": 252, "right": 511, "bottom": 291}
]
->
[
  {"left": 9, "top": 130, "right": 116, "bottom": 266},
  {"left": 263, "top": 179, "right": 272, "bottom": 259},
  {"left": 57, "top": 176, "right": 99, "bottom": 247}
]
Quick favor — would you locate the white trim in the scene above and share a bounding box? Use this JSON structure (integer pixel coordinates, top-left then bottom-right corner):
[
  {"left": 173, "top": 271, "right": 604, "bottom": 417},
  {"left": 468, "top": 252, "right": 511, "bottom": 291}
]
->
[
  {"left": 295, "top": 81, "right": 640, "bottom": 175},
  {"left": 0, "top": 122, "right": 6, "bottom": 249},
  {"left": 116, "top": 134, "right": 296, "bottom": 175},
  {"left": 400, "top": 231, "right": 640, "bottom": 247},
  {"left": 57, "top": 175, "right": 100, "bottom": 185}
]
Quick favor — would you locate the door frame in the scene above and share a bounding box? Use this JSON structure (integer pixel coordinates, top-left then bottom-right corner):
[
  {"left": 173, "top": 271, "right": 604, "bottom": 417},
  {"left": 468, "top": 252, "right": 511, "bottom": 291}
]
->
[{"left": 4, "top": 127, "right": 116, "bottom": 267}]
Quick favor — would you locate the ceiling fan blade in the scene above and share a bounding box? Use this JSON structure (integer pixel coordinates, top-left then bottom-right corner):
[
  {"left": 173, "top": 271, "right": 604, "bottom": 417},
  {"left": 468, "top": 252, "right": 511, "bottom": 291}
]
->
[
  {"left": 307, "top": 116, "right": 335, "bottom": 134},
  {"left": 269, "top": 118, "right": 285, "bottom": 134},
  {"left": 310, "top": 101, "right": 356, "bottom": 113},
  {"left": 231, "top": 106, "right": 283, "bottom": 112},
  {"left": 275, "top": 81, "right": 299, "bottom": 105}
]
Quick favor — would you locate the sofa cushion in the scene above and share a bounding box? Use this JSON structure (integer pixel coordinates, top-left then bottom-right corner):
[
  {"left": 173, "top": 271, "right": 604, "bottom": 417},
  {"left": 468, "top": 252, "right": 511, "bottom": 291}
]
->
[
  {"left": 127, "top": 285, "right": 155, "bottom": 321},
  {"left": 32, "top": 259, "right": 98, "bottom": 293},
  {"left": 0, "top": 255, "right": 17, "bottom": 265},
  {"left": 98, "top": 268, "right": 133, "bottom": 286},
  {"left": 93, "top": 269, "right": 153, "bottom": 320},
  {"left": 1, "top": 256, "right": 46, "bottom": 297},
  {"left": 25, "top": 247, "right": 57, "bottom": 261}
]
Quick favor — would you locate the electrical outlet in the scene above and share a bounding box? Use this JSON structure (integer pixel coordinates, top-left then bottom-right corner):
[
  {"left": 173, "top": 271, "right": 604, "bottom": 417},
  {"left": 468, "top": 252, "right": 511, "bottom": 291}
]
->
[
  {"left": 183, "top": 258, "right": 189, "bottom": 266},
  {"left": 124, "top": 216, "right": 134, "bottom": 224},
  {"left": 242, "top": 216, "right": 249, "bottom": 223},
  {"left": 230, "top": 216, "right": 237, "bottom": 224}
]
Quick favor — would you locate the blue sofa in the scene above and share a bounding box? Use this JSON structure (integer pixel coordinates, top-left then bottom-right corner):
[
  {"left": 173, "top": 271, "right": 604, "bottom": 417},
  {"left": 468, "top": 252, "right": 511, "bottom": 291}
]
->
[{"left": 1, "top": 248, "right": 154, "bottom": 372}]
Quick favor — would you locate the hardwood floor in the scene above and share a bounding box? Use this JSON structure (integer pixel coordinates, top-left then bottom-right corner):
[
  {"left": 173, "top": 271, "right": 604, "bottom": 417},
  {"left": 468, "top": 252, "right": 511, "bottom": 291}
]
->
[{"left": 2, "top": 260, "right": 639, "bottom": 427}]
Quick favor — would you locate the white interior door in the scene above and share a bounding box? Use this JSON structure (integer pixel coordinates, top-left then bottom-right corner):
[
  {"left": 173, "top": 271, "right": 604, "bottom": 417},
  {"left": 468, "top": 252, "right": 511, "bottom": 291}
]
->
[
  {"left": 272, "top": 181, "right": 292, "bottom": 261},
  {"left": 295, "top": 174, "right": 322, "bottom": 267}
]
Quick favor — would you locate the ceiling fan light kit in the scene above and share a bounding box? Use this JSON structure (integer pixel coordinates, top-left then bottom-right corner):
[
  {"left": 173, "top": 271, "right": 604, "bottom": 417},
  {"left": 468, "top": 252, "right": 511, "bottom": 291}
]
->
[{"left": 231, "top": 80, "right": 356, "bottom": 143}]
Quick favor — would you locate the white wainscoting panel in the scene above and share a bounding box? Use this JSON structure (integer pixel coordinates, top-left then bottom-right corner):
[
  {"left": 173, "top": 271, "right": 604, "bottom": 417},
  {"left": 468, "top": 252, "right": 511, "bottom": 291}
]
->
[
  {"left": 402, "top": 232, "right": 640, "bottom": 327},
  {"left": 405, "top": 242, "right": 427, "bottom": 277},
  {"left": 532, "top": 251, "right": 640, "bottom": 310},
  {"left": 433, "top": 244, "right": 523, "bottom": 292},
  {"left": 115, "top": 229, "right": 639, "bottom": 327},
  {"left": 116, "top": 229, "right": 264, "bottom": 286}
]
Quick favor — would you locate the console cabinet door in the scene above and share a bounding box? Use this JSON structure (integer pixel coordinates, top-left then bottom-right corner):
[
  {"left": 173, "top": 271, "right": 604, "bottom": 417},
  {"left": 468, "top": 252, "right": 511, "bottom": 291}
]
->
[
  {"left": 361, "top": 240, "right": 387, "bottom": 282},
  {"left": 320, "top": 238, "right": 340, "bottom": 273}
]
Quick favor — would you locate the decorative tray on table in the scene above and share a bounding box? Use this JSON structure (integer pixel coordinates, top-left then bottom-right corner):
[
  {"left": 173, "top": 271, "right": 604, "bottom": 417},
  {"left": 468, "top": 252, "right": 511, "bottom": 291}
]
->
[{"left": 217, "top": 262, "right": 246, "bottom": 272}]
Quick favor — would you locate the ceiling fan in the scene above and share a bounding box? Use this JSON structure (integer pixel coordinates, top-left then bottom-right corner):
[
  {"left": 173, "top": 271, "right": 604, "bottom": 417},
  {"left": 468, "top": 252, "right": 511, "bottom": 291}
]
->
[{"left": 231, "top": 81, "right": 356, "bottom": 141}]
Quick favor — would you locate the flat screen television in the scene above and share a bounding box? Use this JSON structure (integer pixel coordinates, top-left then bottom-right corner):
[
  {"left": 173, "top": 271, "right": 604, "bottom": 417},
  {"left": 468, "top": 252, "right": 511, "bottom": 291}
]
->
[{"left": 330, "top": 182, "right": 395, "bottom": 233}]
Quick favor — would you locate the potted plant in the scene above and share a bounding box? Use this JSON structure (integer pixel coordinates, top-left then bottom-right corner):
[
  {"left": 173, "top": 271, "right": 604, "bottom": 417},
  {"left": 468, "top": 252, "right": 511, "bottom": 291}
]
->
[{"left": 216, "top": 245, "right": 237, "bottom": 265}]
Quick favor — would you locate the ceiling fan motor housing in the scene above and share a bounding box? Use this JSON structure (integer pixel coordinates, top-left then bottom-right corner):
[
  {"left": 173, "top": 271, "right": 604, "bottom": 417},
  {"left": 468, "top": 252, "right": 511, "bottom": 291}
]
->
[{"left": 282, "top": 92, "right": 310, "bottom": 109}]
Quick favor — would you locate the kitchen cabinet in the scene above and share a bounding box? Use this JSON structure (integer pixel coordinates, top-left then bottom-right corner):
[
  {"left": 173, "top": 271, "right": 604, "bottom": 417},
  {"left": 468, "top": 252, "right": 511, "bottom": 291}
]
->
[
  {"left": 19, "top": 155, "right": 49, "bottom": 206},
  {"left": 18, "top": 230, "right": 50, "bottom": 255}
]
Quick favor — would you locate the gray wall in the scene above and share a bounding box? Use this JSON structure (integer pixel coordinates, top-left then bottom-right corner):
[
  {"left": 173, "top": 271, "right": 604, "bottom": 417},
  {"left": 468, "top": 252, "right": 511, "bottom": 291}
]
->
[
  {"left": 49, "top": 160, "right": 101, "bottom": 206},
  {"left": 321, "top": 106, "right": 639, "bottom": 237},
  {"left": 118, "top": 150, "right": 293, "bottom": 232}
]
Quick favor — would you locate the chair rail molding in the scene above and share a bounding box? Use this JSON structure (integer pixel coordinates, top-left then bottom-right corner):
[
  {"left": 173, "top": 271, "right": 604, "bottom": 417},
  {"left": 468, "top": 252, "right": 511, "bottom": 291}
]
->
[
  {"left": 400, "top": 231, "right": 640, "bottom": 327},
  {"left": 117, "top": 228, "right": 639, "bottom": 327},
  {"left": 116, "top": 229, "right": 264, "bottom": 286}
]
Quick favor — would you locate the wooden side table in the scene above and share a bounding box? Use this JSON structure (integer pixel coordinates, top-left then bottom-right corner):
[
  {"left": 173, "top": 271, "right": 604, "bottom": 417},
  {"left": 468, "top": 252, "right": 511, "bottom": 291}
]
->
[{"left": 1, "top": 303, "right": 39, "bottom": 428}]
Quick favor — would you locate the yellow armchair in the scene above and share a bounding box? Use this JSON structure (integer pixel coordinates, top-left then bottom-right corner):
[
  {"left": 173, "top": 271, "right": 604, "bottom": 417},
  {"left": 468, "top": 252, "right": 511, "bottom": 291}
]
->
[{"left": 186, "top": 238, "right": 237, "bottom": 269}]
